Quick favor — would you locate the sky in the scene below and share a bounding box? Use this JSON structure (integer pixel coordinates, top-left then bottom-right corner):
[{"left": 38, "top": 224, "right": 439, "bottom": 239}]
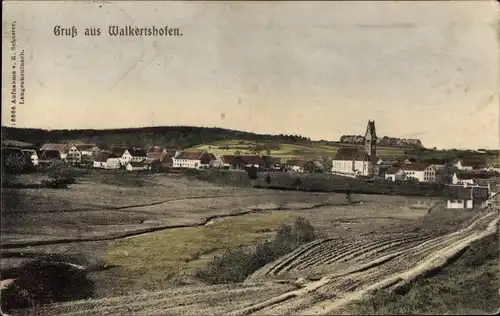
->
[{"left": 2, "top": 1, "right": 499, "bottom": 149}]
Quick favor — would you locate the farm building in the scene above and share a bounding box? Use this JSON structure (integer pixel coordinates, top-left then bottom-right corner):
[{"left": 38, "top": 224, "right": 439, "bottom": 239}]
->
[
  {"left": 145, "top": 147, "right": 173, "bottom": 170},
  {"left": 172, "top": 150, "right": 216, "bottom": 169},
  {"left": 121, "top": 148, "right": 148, "bottom": 165},
  {"left": 212, "top": 155, "right": 238, "bottom": 169},
  {"left": 262, "top": 155, "right": 284, "bottom": 171},
  {"left": 285, "top": 159, "right": 318, "bottom": 173},
  {"left": 331, "top": 120, "right": 378, "bottom": 177},
  {"left": 110, "top": 147, "right": 129, "bottom": 165},
  {"left": 400, "top": 163, "right": 436, "bottom": 183},
  {"left": 452, "top": 158, "right": 486, "bottom": 171},
  {"left": 446, "top": 185, "right": 490, "bottom": 209},
  {"left": 75, "top": 144, "right": 100, "bottom": 157},
  {"left": 384, "top": 167, "right": 405, "bottom": 182},
  {"left": 93, "top": 151, "right": 120, "bottom": 169},
  {"left": 40, "top": 143, "right": 71, "bottom": 160},
  {"left": 66, "top": 145, "right": 82, "bottom": 166},
  {"left": 38, "top": 150, "right": 63, "bottom": 166},
  {"left": 126, "top": 161, "right": 147, "bottom": 171}
]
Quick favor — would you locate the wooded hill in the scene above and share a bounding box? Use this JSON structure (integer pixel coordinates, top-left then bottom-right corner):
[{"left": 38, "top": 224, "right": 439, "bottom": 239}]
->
[{"left": 1, "top": 126, "right": 312, "bottom": 150}]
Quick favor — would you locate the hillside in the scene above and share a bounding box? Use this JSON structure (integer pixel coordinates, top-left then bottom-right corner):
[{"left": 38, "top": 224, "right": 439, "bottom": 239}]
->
[{"left": 1, "top": 126, "right": 309, "bottom": 150}]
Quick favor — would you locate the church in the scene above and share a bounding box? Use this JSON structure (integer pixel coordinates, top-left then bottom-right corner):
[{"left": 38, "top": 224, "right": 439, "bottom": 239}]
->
[{"left": 331, "top": 120, "right": 378, "bottom": 177}]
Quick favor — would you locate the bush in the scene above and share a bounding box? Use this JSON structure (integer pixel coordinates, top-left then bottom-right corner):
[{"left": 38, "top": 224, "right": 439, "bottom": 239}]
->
[
  {"left": 196, "top": 217, "right": 316, "bottom": 285},
  {"left": 1, "top": 259, "right": 95, "bottom": 312}
]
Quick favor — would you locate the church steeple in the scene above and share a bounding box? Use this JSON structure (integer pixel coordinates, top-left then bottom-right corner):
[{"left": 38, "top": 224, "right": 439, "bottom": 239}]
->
[{"left": 364, "top": 120, "right": 377, "bottom": 163}]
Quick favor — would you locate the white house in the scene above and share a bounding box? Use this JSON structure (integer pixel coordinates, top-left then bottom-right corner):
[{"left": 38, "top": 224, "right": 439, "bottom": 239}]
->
[
  {"left": 93, "top": 151, "right": 120, "bottom": 169},
  {"left": 172, "top": 150, "right": 216, "bottom": 169},
  {"left": 400, "top": 163, "right": 436, "bottom": 183},
  {"left": 121, "top": 148, "right": 148, "bottom": 165},
  {"left": 384, "top": 167, "right": 406, "bottom": 182},
  {"left": 285, "top": 158, "right": 318, "bottom": 173},
  {"left": 125, "top": 161, "right": 147, "bottom": 171},
  {"left": 446, "top": 185, "right": 490, "bottom": 209},
  {"left": 331, "top": 147, "right": 373, "bottom": 177}
]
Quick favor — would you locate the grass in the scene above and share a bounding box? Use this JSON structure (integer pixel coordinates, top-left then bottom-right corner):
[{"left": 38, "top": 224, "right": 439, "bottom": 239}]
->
[
  {"left": 192, "top": 139, "right": 404, "bottom": 159},
  {"left": 341, "top": 231, "right": 499, "bottom": 315},
  {"left": 106, "top": 212, "right": 293, "bottom": 282}
]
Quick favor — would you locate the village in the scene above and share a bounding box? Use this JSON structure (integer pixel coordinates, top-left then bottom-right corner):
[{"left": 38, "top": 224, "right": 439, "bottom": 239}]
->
[{"left": 3, "top": 120, "right": 499, "bottom": 212}]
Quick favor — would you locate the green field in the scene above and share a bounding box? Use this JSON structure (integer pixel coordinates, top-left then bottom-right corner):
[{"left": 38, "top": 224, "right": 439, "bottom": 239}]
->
[{"left": 191, "top": 139, "right": 404, "bottom": 159}]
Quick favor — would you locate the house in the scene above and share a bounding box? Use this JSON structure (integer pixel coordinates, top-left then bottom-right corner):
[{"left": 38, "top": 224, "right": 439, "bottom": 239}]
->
[
  {"left": 446, "top": 185, "right": 490, "bottom": 209},
  {"left": 146, "top": 146, "right": 173, "bottom": 168},
  {"left": 172, "top": 150, "right": 216, "bottom": 169},
  {"left": 452, "top": 172, "right": 476, "bottom": 185},
  {"left": 125, "top": 161, "right": 147, "bottom": 171},
  {"left": 110, "top": 147, "right": 129, "bottom": 165},
  {"left": 239, "top": 155, "right": 266, "bottom": 170},
  {"left": 483, "top": 164, "right": 500, "bottom": 173},
  {"left": 285, "top": 159, "right": 318, "bottom": 173},
  {"left": 331, "top": 120, "right": 378, "bottom": 177},
  {"left": 384, "top": 167, "right": 406, "bottom": 182},
  {"left": 212, "top": 155, "right": 238, "bottom": 169},
  {"left": 453, "top": 159, "right": 476, "bottom": 171},
  {"left": 40, "top": 143, "right": 71, "bottom": 160},
  {"left": 421, "top": 158, "right": 448, "bottom": 170},
  {"left": 38, "top": 150, "right": 63, "bottom": 166},
  {"left": 261, "top": 155, "right": 283, "bottom": 171},
  {"left": 75, "top": 144, "right": 100, "bottom": 157},
  {"left": 66, "top": 145, "right": 82, "bottom": 165},
  {"left": 400, "top": 163, "right": 436, "bottom": 183},
  {"left": 21, "top": 149, "right": 39, "bottom": 166},
  {"left": 121, "top": 148, "right": 148, "bottom": 165},
  {"left": 93, "top": 151, "right": 120, "bottom": 169}
]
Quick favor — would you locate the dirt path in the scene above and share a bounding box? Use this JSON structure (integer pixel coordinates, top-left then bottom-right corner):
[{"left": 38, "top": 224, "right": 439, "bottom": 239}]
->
[{"left": 20, "top": 211, "right": 498, "bottom": 316}]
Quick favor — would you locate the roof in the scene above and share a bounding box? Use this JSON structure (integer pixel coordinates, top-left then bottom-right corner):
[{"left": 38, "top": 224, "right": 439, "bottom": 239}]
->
[
  {"left": 285, "top": 159, "right": 311, "bottom": 167},
  {"left": 147, "top": 151, "right": 172, "bottom": 162},
  {"left": 385, "top": 166, "right": 403, "bottom": 175},
  {"left": 95, "top": 151, "right": 118, "bottom": 162},
  {"left": 220, "top": 155, "right": 237, "bottom": 164},
  {"left": 401, "top": 163, "right": 432, "bottom": 171},
  {"left": 110, "top": 147, "right": 128, "bottom": 156},
  {"left": 448, "top": 186, "right": 489, "bottom": 200},
  {"left": 75, "top": 144, "right": 98, "bottom": 151},
  {"left": 127, "top": 148, "right": 147, "bottom": 157},
  {"left": 240, "top": 155, "right": 266, "bottom": 165},
  {"left": 457, "top": 171, "right": 498, "bottom": 180},
  {"left": 40, "top": 150, "right": 61, "bottom": 159},
  {"left": 334, "top": 147, "right": 369, "bottom": 161},
  {"left": 262, "top": 156, "right": 282, "bottom": 166},
  {"left": 147, "top": 146, "right": 165, "bottom": 154},
  {"left": 40, "top": 143, "right": 70, "bottom": 153},
  {"left": 128, "top": 161, "right": 146, "bottom": 167},
  {"left": 175, "top": 150, "right": 205, "bottom": 160}
]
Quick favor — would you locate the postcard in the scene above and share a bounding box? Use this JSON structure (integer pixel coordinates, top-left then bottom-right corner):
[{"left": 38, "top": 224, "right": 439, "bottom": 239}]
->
[{"left": 1, "top": 1, "right": 499, "bottom": 315}]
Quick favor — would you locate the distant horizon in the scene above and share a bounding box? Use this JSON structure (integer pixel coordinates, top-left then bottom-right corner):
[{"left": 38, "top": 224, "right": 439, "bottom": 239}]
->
[
  {"left": 2, "top": 1, "right": 498, "bottom": 150},
  {"left": 2, "top": 124, "right": 497, "bottom": 151}
]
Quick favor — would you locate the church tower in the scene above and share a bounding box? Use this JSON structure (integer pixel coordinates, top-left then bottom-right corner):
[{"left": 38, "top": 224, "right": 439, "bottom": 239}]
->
[{"left": 364, "top": 120, "right": 378, "bottom": 169}]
